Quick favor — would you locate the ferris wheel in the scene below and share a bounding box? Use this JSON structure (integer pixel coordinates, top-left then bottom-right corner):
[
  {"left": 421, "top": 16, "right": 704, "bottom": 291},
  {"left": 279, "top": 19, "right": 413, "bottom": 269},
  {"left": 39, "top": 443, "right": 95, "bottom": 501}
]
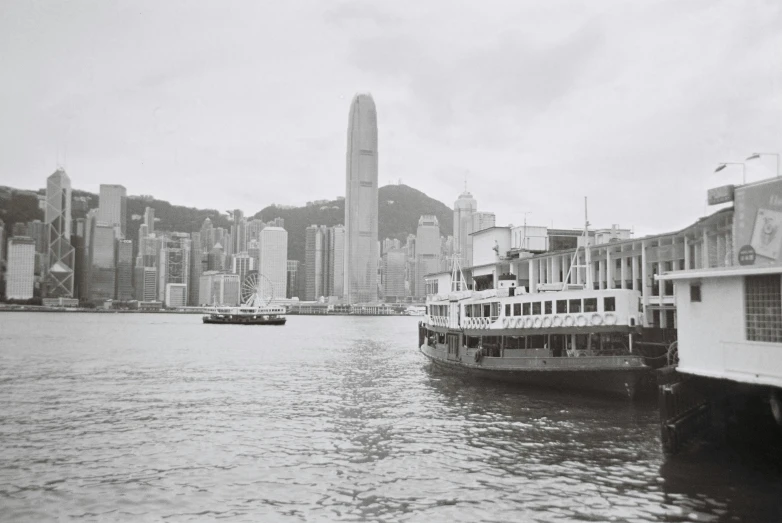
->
[{"left": 241, "top": 271, "right": 274, "bottom": 307}]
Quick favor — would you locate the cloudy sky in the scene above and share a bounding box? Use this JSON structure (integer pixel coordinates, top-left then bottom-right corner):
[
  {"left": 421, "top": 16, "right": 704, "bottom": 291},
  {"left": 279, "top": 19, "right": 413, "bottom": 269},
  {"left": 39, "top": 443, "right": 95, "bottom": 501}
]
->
[{"left": 1, "top": 0, "right": 780, "bottom": 235}]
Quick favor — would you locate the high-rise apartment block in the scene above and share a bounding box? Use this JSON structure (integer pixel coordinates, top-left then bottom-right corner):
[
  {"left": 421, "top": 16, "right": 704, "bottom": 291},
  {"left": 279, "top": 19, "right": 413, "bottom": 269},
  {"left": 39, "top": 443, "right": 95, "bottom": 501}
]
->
[
  {"left": 98, "top": 184, "right": 127, "bottom": 238},
  {"left": 5, "top": 236, "right": 36, "bottom": 300},
  {"left": 344, "top": 93, "right": 379, "bottom": 304},
  {"left": 258, "top": 226, "right": 287, "bottom": 301},
  {"left": 45, "top": 168, "right": 75, "bottom": 298}
]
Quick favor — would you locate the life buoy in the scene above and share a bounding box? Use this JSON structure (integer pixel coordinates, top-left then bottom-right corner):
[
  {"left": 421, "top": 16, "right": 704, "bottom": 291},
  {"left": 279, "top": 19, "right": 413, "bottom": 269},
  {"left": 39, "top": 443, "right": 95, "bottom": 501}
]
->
[
  {"left": 605, "top": 313, "right": 617, "bottom": 326},
  {"left": 525, "top": 317, "right": 534, "bottom": 328},
  {"left": 576, "top": 315, "right": 588, "bottom": 327},
  {"left": 514, "top": 317, "right": 523, "bottom": 328},
  {"left": 591, "top": 313, "right": 603, "bottom": 326},
  {"left": 542, "top": 317, "right": 552, "bottom": 328},
  {"left": 564, "top": 315, "right": 575, "bottom": 327},
  {"left": 502, "top": 317, "right": 509, "bottom": 328},
  {"left": 534, "top": 317, "right": 542, "bottom": 328},
  {"left": 553, "top": 316, "right": 563, "bottom": 327}
]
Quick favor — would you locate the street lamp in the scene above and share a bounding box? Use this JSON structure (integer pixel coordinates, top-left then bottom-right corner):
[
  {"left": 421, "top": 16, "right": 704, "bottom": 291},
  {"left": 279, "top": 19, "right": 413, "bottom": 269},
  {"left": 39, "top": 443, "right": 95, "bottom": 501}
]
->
[
  {"left": 746, "top": 152, "right": 780, "bottom": 177},
  {"left": 715, "top": 162, "right": 746, "bottom": 184}
]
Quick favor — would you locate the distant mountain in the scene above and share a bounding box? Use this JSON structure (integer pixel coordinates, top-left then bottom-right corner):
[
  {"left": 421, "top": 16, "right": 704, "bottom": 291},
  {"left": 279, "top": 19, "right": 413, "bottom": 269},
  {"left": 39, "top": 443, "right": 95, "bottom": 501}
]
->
[
  {"left": 1, "top": 183, "right": 453, "bottom": 264},
  {"left": 254, "top": 184, "right": 453, "bottom": 263}
]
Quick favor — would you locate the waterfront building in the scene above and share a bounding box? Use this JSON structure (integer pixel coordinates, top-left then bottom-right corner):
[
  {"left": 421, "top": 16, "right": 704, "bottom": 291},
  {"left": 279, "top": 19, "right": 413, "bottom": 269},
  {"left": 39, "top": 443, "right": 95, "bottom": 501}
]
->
[
  {"left": 98, "top": 184, "right": 127, "bottom": 238},
  {"left": 5, "top": 236, "right": 35, "bottom": 300},
  {"left": 44, "top": 168, "right": 75, "bottom": 298},
  {"left": 158, "top": 234, "right": 191, "bottom": 302},
  {"left": 89, "top": 222, "right": 117, "bottom": 302},
  {"left": 199, "top": 271, "right": 240, "bottom": 306},
  {"left": 133, "top": 266, "right": 158, "bottom": 302},
  {"left": 144, "top": 206, "right": 155, "bottom": 235},
  {"left": 232, "top": 252, "right": 255, "bottom": 286},
  {"left": 286, "top": 260, "right": 300, "bottom": 299},
  {"left": 382, "top": 248, "right": 406, "bottom": 302},
  {"left": 258, "top": 226, "right": 287, "bottom": 301},
  {"left": 344, "top": 93, "right": 379, "bottom": 304},
  {"left": 115, "top": 239, "right": 134, "bottom": 301},
  {"left": 164, "top": 282, "right": 188, "bottom": 308}
]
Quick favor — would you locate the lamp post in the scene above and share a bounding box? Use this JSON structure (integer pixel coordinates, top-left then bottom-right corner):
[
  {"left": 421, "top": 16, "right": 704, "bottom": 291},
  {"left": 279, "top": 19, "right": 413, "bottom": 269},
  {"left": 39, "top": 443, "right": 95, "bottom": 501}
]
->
[
  {"left": 715, "top": 162, "right": 746, "bottom": 184},
  {"left": 746, "top": 152, "right": 780, "bottom": 178}
]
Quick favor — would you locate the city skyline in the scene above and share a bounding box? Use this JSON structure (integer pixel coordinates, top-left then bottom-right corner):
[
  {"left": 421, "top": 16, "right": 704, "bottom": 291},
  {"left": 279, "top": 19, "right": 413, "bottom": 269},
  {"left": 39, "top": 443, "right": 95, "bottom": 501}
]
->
[{"left": 0, "top": 2, "right": 779, "bottom": 239}]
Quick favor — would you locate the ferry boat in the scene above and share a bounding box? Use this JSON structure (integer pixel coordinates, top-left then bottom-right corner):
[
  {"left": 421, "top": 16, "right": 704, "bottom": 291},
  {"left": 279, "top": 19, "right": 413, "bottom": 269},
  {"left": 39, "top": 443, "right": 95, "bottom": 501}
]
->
[
  {"left": 419, "top": 225, "right": 651, "bottom": 399},
  {"left": 202, "top": 271, "right": 287, "bottom": 326}
]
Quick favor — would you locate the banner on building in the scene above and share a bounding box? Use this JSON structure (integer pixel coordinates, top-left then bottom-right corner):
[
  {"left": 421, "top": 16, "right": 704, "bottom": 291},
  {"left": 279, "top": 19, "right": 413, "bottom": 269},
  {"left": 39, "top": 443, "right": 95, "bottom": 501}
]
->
[{"left": 734, "top": 177, "right": 782, "bottom": 267}]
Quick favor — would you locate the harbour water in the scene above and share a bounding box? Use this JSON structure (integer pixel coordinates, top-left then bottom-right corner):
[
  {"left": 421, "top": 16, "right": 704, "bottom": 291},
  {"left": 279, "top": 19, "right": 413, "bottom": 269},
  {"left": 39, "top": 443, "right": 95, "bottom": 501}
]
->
[{"left": 1, "top": 313, "right": 781, "bottom": 522}]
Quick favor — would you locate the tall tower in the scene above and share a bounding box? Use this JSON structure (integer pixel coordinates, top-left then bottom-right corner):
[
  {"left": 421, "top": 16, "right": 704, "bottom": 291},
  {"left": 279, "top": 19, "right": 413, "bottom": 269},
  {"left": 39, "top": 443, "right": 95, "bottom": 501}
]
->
[
  {"left": 453, "top": 190, "right": 478, "bottom": 267},
  {"left": 344, "top": 93, "right": 379, "bottom": 304},
  {"left": 98, "top": 184, "right": 127, "bottom": 238},
  {"left": 45, "top": 168, "right": 75, "bottom": 298}
]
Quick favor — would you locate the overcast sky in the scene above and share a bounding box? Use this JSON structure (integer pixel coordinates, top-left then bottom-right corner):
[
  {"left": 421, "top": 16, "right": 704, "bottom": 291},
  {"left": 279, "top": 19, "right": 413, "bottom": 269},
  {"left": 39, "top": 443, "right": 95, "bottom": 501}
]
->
[{"left": 1, "top": 0, "right": 780, "bottom": 235}]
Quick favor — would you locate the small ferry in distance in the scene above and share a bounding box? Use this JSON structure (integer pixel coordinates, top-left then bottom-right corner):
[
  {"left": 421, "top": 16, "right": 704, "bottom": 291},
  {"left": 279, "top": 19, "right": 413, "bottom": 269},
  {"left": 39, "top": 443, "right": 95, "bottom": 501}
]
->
[
  {"left": 203, "top": 271, "right": 286, "bottom": 326},
  {"left": 404, "top": 306, "right": 426, "bottom": 316},
  {"left": 418, "top": 214, "right": 651, "bottom": 399}
]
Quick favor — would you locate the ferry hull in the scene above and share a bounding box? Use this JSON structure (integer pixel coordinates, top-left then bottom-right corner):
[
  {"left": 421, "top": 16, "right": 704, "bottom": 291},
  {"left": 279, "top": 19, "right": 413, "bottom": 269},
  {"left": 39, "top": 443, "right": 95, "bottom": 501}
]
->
[
  {"left": 202, "top": 316, "right": 286, "bottom": 325},
  {"left": 420, "top": 345, "right": 649, "bottom": 399}
]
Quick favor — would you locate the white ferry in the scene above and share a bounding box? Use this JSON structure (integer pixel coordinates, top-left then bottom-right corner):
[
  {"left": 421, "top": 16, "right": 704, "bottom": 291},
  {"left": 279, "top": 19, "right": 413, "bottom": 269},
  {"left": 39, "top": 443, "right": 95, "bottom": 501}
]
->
[
  {"left": 419, "top": 235, "right": 651, "bottom": 399},
  {"left": 202, "top": 272, "right": 286, "bottom": 326}
]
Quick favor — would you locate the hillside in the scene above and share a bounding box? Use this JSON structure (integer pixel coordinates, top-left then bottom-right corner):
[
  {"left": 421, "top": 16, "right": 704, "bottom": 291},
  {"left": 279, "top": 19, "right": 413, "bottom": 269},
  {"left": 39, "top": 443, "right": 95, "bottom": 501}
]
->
[
  {"left": 254, "top": 184, "right": 453, "bottom": 262},
  {"left": 0, "top": 183, "right": 453, "bottom": 263}
]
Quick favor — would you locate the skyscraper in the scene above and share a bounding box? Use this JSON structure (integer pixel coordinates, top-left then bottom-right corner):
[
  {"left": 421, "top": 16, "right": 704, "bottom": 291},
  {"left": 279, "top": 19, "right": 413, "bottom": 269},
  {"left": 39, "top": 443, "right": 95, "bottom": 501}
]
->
[
  {"left": 98, "top": 184, "right": 127, "bottom": 238},
  {"left": 116, "top": 239, "right": 134, "bottom": 301},
  {"left": 382, "top": 248, "right": 406, "bottom": 302},
  {"left": 454, "top": 189, "right": 477, "bottom": 265},
  {"left": 286, "top": 260, "right": 300, "bottom": 299},
  {"left": 344, "top": 93, "right": 379, "bottom": 304},
  {"left": 329, "top": 226, "right": 345, "bottom": 298},
  {"left": 158, "top": 234, "right": 191, "bottom": 302},
  {"left": 144, "top": 206, "right": 155, "bottom": 235},
  {"left": 414, "top": 216, "right": 442, "bottom": 298},
  {"left": 231, "top": 209, "right": 246, "bottom": 255},
  {"left": 304, "top": 225, "right": 325, "bottom": 300},
  {"left": 89, "top": 222, "right": 117, "bottom": 302},
  {"left": 5, "top": 236, "right": 35, "bottom": 300},
  {"left": 45, "top": 168, "right": 75, "bottom": 298},
  {"left": 258, "top": 226, "right": 287, "bottom": 301}
]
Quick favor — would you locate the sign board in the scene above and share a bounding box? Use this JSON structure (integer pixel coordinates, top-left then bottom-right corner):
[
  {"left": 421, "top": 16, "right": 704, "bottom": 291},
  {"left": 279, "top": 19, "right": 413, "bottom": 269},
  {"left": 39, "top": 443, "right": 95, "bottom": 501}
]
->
[
  {"left": 733, "top": 178, "right": 782, "bottom": 267},
  {"left": 707, "top": 184, "right": 735, "bottom": 206}
]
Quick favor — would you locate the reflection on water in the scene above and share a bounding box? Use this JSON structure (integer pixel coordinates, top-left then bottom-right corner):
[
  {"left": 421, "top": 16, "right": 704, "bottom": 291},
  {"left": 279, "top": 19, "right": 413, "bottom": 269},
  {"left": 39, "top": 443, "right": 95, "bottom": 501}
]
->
[{"left": 0, "top": 313, "right": 780, "bottom": 522}]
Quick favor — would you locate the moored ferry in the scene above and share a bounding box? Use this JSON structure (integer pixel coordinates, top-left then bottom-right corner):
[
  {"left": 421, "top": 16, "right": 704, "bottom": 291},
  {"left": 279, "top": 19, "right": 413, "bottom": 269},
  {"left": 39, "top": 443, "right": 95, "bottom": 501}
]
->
[
  {"left": 419, "top": 240, "right": 651, "bottom": 399},
  {"left": 202, "top": 271, "right": 287, "bottom": 326}
]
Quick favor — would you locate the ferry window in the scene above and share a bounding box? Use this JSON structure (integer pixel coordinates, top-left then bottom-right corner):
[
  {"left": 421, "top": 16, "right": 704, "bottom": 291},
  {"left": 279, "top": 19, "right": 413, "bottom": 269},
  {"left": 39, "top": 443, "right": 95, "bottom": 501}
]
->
[
  {"left": 465, "top": 305, "right": 472, "bottom": 317},
  {"left": 556, "top": 300, "right": 567, "bottom": 313},
  {"left": 523, "top": 303, "right": 531, "bottom": 315},
  {"left": 528, "top": 335, "right": 546, "bottom": 349},
  {"left": 584, "top": 298, "right": 598, "bottom": 312},
  {"left": 473, "top": 304, "right": 481, "bottom": 317},
  {"left": 604, "top": 297, "right": 616, "bottom": 311},
  {"left": 483, "top": 304, "right": 491, "bottom": 318},
  {"left": 745, "top": 275, "right": 782, "bottom": 342},
  {"left": 690, "top": 284, "right": 701, "bottom": 302},
  {"left": 532, "top": 302, "right": 541, "bottom": 315},
  {"left": 544, "top": 301, "right": 552, "bottom": 314},
  {"left": 466, "top": 336, "right": 481, "bottom": 348},
  {"left": 505, "top": 336, "right": 524, "bottom": 350},
  {"left": 505, "top": 304, "right": 511, "bottom": 317},
  {"left": 569, "top": 299, "right": 582, "bottom": 313},
  {"left": 491, "top": 302, "right": 500, "bottom": 318},
  {"left": 514, "top": 303, "right": 521, "bottom": 316}
]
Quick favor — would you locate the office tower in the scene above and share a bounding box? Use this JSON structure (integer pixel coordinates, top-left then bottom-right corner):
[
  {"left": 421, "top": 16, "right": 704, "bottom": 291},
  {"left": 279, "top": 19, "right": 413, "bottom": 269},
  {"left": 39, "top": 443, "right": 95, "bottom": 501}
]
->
[
  {"left": 286, "top": 260, "right": 300, "bottom": 299},
  {"left": 164, "top": 283, "right": 188, "bottom": 308},
  {"left": 329, "top": 226, "right": 345, "bottom": 297},
  {"left": 413, "top": 216, "right": 442, "bottom": 298},
  {"left": 188, "top": 233, "right": 205, "bottom": 306},
  {"left": 304, "top": 225, "right": 325, "bottom": 300},
  {"left": 133, "top": 266, "right": 157, "bottom": 301},
  {"left": 12, "top": 223, "right": 27, "bottom": 237},
  {"left": 232, "top": 252, "right": 254, "bottom": 286},
  {"left": 473, "top": 212, "right": 496, "bottom": 234},
  {"left": 344, "top": 93, "right": 379, "bottom": 304},
  {"left": 158, "top": 234, "right": 190, "bottom": 302},
  {"left": 98, "top": 184, "right": 127, "bottom": 238},
  {"left": 200, "top": 217, "right": 214, "bottom": 252},
  {"left": 258, "top": 226, "right": 287, "bottom": 301},
  {"left": 25, "top": 220, "right": 47, "bottom": 254},
  {"left": 116, "top": 239, "right": 134, "bottom": 301},
  {"left": 6, "top": 236, "right": 36, "bottom": 300},
  {"left": 45, "top": 168, "right": 75, "bottom": 298},
  {"left": 89, "top": 222, "right": 116, "bottom": 302},
  {"left": 144, "top": 206, "right": 155, "bottom": 234},
  {"left": 247, "top": 219, "right": 265, "bottom": 243},
  {"left": 382, "top": 248, "right": 406, "bottom": 302},
  {"left": 231, "top": 209, "right": 246, "bottom": 255},
  {"left": 247, "top": 239, "right": 260, "bottom": 269},
  {"left": 207, "top": 243, "right": 225, "bottom": 271},
  {"left": 0, "top": 219, "right": 5, "bottom": 262},
  {"left": 199, "top": 271, "right": 239, "bottom": 306},
  {"left": 454, "top": 189, "right": 477, "bottom": 265}
]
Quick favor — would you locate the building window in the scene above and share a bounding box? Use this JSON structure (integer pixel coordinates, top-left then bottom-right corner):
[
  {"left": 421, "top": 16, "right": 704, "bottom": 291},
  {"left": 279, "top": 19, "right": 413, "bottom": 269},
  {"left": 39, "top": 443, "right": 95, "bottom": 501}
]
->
[
  {"left": 745, "top": 275, "right": 782, "bottom": 343},
  {"left": 532, "top": 302, "right": 541, "bottom": 315},
  {"left": 544, "top": 301, "right": 552, "bottom": 314},
  {"left": 604, "top": 297, "right": 616, "bottom": 312},
  {"left": 584, "top": 298, "right": 598, "bottom": 312},
  {"left": 690, "top": 284, "right": 701, "bottom": 302},
  {"left": 514, "top": 303, "right": 521, "bottom": 316},
  {"left": 523, "top": 303, "right": 531, "bottom": 316},
  {"left": 569, "top": 299, "right": 582, "bottom": 313},
  {"left": 556, "top": 300, "right": 567, "bottom": 314}
]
